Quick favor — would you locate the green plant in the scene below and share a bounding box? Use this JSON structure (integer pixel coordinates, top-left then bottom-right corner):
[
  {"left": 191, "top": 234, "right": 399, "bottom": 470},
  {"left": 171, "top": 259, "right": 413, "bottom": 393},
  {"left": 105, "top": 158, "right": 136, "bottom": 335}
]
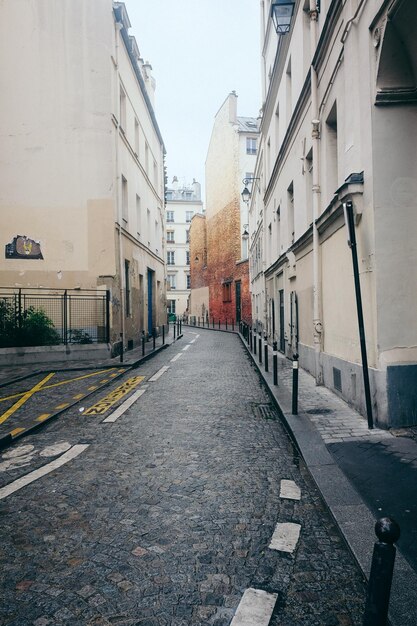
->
[
  {"left": 67, "top": 329, "right": 93, "bottom": 344},
  {"left": 0, "top": 300, "right": 60, "bottom": 348}
]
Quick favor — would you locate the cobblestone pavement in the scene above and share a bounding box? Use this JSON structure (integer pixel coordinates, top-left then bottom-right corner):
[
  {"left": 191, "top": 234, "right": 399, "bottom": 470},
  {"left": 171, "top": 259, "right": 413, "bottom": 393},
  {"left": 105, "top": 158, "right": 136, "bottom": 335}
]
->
[{"left": 0, "top": 330, "right": 366, "bottom": 625}]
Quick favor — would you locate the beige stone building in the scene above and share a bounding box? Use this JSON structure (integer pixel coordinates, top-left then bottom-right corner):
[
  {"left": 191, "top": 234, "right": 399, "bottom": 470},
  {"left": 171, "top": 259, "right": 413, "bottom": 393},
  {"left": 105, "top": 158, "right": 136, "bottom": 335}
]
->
[
  {"left": 0, "top": 1, "right": 166, "bottom": 350},
  {"left": 165, "top": 177, "right": 203, "bottom": 317},
  {"left": 250, "top": 0, "right": 417, "bottom": 427}
]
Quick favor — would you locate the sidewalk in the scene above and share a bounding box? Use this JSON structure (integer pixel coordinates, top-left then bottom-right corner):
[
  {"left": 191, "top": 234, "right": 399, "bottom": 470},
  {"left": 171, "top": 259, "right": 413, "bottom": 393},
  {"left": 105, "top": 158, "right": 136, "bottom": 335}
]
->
[
  {"left": 0, "top": 325, "right": 181, "bottom": 386},
  {"left": 240, "top": 332, "right": 417, "bottom": 626}
]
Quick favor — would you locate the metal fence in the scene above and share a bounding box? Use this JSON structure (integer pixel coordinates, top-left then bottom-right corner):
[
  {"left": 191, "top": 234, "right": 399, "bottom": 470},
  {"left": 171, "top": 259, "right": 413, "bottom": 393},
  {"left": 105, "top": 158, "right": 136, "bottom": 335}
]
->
[{"left": 0, "top": 288, "right": 110, "bottom": 348}]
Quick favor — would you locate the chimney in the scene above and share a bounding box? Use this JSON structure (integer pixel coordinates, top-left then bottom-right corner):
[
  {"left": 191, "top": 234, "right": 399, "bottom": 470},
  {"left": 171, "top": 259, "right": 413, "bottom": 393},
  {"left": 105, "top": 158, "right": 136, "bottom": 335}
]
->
[
  {"left": 229, "top": 90, "right": 238, "bottom": 123},
  {"left": 172, "top": 176, "right": 179, "bottom": 191}
]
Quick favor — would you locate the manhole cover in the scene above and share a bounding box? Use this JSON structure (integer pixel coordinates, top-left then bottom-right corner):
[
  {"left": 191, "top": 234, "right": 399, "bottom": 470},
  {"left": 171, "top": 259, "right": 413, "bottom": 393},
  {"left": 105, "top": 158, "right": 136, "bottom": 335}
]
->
[
  {"left": 306, "top": 408, "right": 334, "bottom": 415},
  {"left": 253, "top": 404, "right": 277, "bottom": 421}
]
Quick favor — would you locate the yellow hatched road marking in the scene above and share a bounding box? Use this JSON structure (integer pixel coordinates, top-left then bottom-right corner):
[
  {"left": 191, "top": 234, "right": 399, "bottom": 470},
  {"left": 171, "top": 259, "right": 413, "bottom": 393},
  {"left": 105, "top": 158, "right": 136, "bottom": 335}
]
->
[
  {"left": 0, "top": 373, "right": 55, "bottom": 425},
  {"left": 10, "top": 428, "right": 25, "bottom": 436},
  {"left": 55, "top": 403, "right": 69, "bottom": 410},
  {"left": 37, "top": 414, "right": 51, "bottom": 422},
  {"left": 88, "top": 386, "right": 98, "bottom": 391},
  {"left": 0, "top": 369, "right": 119, "bottom": 404},
  {"left": 83, "top": 376, "right": 145, "bottom": 415},
  {"left": 73, "top": 394, "right": 85, "bottom": 400}
]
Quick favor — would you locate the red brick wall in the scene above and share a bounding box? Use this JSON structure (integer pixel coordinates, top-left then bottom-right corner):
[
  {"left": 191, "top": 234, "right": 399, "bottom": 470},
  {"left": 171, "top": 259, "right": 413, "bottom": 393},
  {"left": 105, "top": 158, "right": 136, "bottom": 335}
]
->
[{"left": 189, "top": 214, "right": 208, "bottom": 290}]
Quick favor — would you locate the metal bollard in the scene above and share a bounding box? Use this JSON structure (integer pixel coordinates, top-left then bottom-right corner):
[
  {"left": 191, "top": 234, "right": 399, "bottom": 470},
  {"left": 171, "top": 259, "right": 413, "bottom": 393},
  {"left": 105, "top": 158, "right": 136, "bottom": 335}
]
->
[
  {"left": 232, "top": 319, "right": 234, "bottom": 331},
  {"left": 218, "top": 319, "right": 220, "bottom": 330},
  {"left": 253, "top": 329, "right": 256, "bottom": 354},
  {"left": 363, "top": 517, "right": 400, "bottom": 626},
  {"left": 142, "top": 332, "right": 145, "bottom": 356},
  {"left": 264, "top": 335, "right": 269, "bottom": 372},
  {"left": 273, "top": 341, "right": 278, "bottom": 386},
  {"left": 179, "top": 319, "right": 182, "bottom": 335},
  {"left": 292, "top": 353, "right": 299, "bottom": 415},
  {"left": 162, "top": 324, "right": 165, "bottom": 345},
  {"left": 120, "top": 332, "right": 124, "bottom": 363},
  {"left": 152, "top": 329, "right": 156, "bottom": 351},
  {"left": 212, "top": 318, "right": 214, "bottom": 328},
  {"left": 226, "top": 319, "right": 228, "bottom": 331},
  {"left": 174, "top": 322, "right": 176, "bottom": 340},
  {"left": 258, "top": 334, "right": 262, "bottom": 364}
]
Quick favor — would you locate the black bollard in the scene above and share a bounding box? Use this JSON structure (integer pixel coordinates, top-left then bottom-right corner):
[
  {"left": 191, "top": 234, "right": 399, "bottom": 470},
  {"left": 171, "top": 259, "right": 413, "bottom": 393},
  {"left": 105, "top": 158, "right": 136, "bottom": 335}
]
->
[
  {"left": 180, "top": 319, "right": 182, "bottom": 335},
  {"left": 212, "top": 317, "right": 214, "bottom": 328},
  {"left": 273, "top": 341, "right": 278, "bottom": 386},
  {"left": 253, "top": 329, "right": 256, "bottom": 354},
  {"left": 153, "top": 329, "right": 156, "bottom": 351},
  {"left": 226, "top": 319, "right": 228, "bottom": 331},
  {"left": 142, "top": 332, "right": 145, "bottom": 356},
  {"left": 120, "top": 332, "right": 124, "bottom": 363},
  {"left": 363, "top": 517, "right": 400, "bottom": 626},
  {"left": 292, "top": 353, "right": 299, "bottom": 415},
  {"left": 174, "top": 322, "right": 176, "bottom": 340},
  {"left": 232, "top": 319, "right": 234, "bottom": 331},
  {"left": 258, "top": 334, "right": 262, "bottom": 364},
  {"left": 218, "top": 319, "right": 220, "bottom": 330},
  {"left": 264, "top": 335, "right": 269, "bottom": 372},
  {"left": 162, "top": 324, "right": 165, "bottom": 345}
]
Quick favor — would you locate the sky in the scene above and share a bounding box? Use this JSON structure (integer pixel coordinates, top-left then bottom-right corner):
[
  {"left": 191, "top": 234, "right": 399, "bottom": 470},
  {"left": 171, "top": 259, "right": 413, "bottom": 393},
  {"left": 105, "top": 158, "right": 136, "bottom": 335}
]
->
[{"left": 124, "top": 0, "right": 262, "bottom": 198}]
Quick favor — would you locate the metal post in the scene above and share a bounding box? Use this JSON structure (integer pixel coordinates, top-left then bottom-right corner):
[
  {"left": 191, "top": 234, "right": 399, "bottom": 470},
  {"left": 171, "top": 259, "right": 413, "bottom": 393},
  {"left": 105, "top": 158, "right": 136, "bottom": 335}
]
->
[
  {"left": 174, "top": 322, "right": 176, "bottom": 340},
  {"left": 142, "top": 332, "right": 145, "bottom": 356},
  {"left": 258, "top": 334, "right": 262, "bottom": 364},
  {"left": 226, "top": 319, "right": 228, "bottom": 331},
  {"left": 212, "top": 317, "right": 214, "bottom": 328},
  {"left": 253, "top": 328, "right": 256, "bottom": 354},
  {"left": 264, "top": 336, "right": 269, "bottom": 372},
  {"left": 63, "top": 289, "right": 68, "bottom": 345},
  {"left": 273, "top": 341, "right": 278, "bottom": 386},
  {"left": 179, "top": 319, "right": 182, "bottom": 335},
  {"left": 120, "top": 332, "right": 124, "bottom": 363},
  {"left": 232, "top": 319, "right": 234, "bottom": 331},
  {"left": 105, "top": 290, "right": 111, "bottom": 344},
  {"left": 363, "top": 517, "right": 400, "bottom": 626},
  {"left": 344, "top": 201, "right": 374, "bottom": 429},
  {"left": 292, "top": 353, "right": 299, "bottom": 415},
  {"left": 153, "top": 328, "right": 156, "bottom": 351},
  {"left": 162, "top": 324, "right": 165, "bottom": 345},
  {"left": 218, "top": 319, "right": 220, "bottom": 330}
]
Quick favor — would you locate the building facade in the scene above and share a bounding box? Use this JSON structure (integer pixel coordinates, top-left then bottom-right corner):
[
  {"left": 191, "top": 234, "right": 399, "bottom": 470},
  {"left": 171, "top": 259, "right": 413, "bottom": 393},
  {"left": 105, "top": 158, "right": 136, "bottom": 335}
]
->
[
  {"left": 165, "top": 177, "right": 203, "bottom": 317},
  {"left": 251, "top": 0, "right": 417, "bottom": 427},
  {"left": 0, "top": 1, "right": 166, "bottom": 350},
  {"left": 189, "top": 92, "right": 258, "bottom": 325}
]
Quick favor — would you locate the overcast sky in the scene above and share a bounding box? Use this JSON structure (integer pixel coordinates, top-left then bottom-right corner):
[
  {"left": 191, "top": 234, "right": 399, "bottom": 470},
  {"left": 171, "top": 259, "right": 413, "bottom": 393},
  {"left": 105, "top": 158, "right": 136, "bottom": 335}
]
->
[{"left": 124, "top": 0, "right": 262, "bottom": 198}]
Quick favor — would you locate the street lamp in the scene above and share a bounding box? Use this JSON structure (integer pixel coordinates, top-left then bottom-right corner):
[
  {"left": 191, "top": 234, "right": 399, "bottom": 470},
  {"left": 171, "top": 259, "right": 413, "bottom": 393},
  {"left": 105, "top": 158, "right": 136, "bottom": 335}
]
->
[
  {"left": 270, "top": 0, "right": 296, "bottom": 34},
  {"left": 241, "top": 177, "right": 260, "bottom": 204}
]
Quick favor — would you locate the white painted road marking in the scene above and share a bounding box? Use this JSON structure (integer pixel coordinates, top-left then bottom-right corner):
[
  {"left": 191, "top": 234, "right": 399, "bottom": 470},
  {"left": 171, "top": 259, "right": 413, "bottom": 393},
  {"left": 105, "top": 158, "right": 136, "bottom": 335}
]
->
[
  {"left": 148, "top": 366, "right": 170, "bottom": 382},
  {"left": 189, "top": 339, "right": 196, "bottom": 344},
  {"left": 279, "top": 479, "right": 301, "bottom": 500},
  {"left": 170, "top": 353, "right": 183, "bottom": 362},
  {"left": 102, "top": 387, "right": 148, "bottom": 423},
  {"left": 0, "top": 444, "right": 89, "bottom": 500},
  {"left": 182, "top": 345, "right": 190, "bottom": 351},
  {"left": 230, "top": 588, "right": 278, "bottom": 626},
  {"left": 269, "top": 522, "right": 301, "bottom": 553}
]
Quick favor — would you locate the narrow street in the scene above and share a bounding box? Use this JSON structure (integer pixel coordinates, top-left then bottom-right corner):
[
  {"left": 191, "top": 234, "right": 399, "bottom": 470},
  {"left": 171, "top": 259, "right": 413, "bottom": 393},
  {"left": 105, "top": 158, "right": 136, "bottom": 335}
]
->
[{"left": 0, "top": 330, "right": 366, "bottom": 626}]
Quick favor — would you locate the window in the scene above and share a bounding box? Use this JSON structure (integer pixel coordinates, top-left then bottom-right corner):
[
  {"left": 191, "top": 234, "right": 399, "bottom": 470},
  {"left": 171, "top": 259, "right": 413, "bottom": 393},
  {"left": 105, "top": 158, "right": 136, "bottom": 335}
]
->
[
  {"left": 168, "top": 299, "right": 176, "bottom": 314},
  {"left": 246, "top": 137, "right": 257, "bottom": 155},
  {"left": 120, "top": 86, "right": 126, "bottom": 131},
  {"left": 147, "top": 208, "right": 150, "bottom": 247},
  {"left": 326, "top": 101, "right": 338, "bottom": 201},
  {"left": 186, "top": 229, "right": 190, "bottom": 243},
  {"left": 186, "top": 274, "right": 191, "bottom": 289},
  {"left": 167, "top": 230, "right": 175, "bottom": 242},
  {"left": 186, "top": 211, "right": 194, "bottom": 223},
  {"left": 186, "top": 191, "right": 192, "bottom": 199},
  {"left": 167, "top": 251, "right": 175, "bottom": 265},
  {"left": 305, "top": 148, "right": 313, "bottom": 226},
  {"left": 186, "top": 251, "right": 190, "bottom": 265},
  {"left": 121, "top": 176, "right": 128, "bottom": 224},
  {"left": 136, "top": 195, "right": 141, "bottom": 236},
  {"left": 167, "top": 274, "right": 176, "bottom": 289},
  {"left": 124, "top": 260, "right": 130, "bottom": 317},
  {"left": 286, "top": 58, "right": 292, "bottom": 123},
  {"left": 134, "top": 118, "right": 139, "bottom": 155},
  {"left": 166, "top": 211, "right": 174, "bottom": 223},
  {"left": 222, "top": 282, "right": 232, "bottom": 302},
  {"left": 166, "top": 191, "right": 173, "bottom": 201}
]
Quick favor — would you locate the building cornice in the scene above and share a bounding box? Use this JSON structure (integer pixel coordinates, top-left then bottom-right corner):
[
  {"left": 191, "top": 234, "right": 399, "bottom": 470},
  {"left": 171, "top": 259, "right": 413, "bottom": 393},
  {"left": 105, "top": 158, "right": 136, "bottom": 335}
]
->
[{"left": 264, "top": 251, "right": 288, "bottom": 278}]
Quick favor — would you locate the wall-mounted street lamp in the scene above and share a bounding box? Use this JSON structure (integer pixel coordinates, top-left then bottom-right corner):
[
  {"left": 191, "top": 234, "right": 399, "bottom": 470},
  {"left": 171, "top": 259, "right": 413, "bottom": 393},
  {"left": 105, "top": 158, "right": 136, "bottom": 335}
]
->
[
  {"left": 270, "top": 0, "right": 296, "bottom": 34},
  {"left": 241, "top": 177, "right": 260, "bottom": 204}
]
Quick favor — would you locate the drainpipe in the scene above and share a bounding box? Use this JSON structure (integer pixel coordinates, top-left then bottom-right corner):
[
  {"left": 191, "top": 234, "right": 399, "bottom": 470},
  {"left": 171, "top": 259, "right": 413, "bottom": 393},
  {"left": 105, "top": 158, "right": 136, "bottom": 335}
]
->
[
  {"left": 114, "top": 20, "right": 126, "bottom": 350},
  {"left": 310, "top": 1, "right": 323, "bottom": 384}
]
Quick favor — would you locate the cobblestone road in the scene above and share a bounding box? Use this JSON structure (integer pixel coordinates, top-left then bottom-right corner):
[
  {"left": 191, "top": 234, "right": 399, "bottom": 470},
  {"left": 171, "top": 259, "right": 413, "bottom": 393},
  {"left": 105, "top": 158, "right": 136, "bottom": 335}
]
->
[{"left": 0, "top": 329, "right": 366, "bottom": 625}]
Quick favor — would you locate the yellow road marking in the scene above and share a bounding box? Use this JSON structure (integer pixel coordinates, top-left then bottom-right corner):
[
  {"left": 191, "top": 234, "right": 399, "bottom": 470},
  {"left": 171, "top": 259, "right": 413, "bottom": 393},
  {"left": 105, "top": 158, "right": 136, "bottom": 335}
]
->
[
  {"left": 83, "top": 376, "right": 145, "bottom": 415},
  {"left": 73, "top": 394, "right": 85, "bottom": 400},
  {"left": 37, "top": 414, "right": 51, "bottom": 422},
  {"left": 10, "top": 428, "right": 25, "bottom": 436},
  {"left": 0, "top": 369, "right": 118, "bottom": 404},
  {"left": 88, "top": 386, "right": 98, "bottom": 391},
  {"left": 55, "top": 403, "right": 69, "bottom": 410},
  {"left": 0, "top": 373, "right": 55, "bottom": 425},
  {"left": 100, "top": 379, "right": 109, "bottom": 384}
]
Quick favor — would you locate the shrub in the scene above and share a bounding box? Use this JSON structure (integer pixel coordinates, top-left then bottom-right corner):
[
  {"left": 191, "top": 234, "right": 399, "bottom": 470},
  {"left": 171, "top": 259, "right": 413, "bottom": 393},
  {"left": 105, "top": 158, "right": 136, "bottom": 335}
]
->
[{"left": 0, "top": 300, "right": 60, "bottom": 348}]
